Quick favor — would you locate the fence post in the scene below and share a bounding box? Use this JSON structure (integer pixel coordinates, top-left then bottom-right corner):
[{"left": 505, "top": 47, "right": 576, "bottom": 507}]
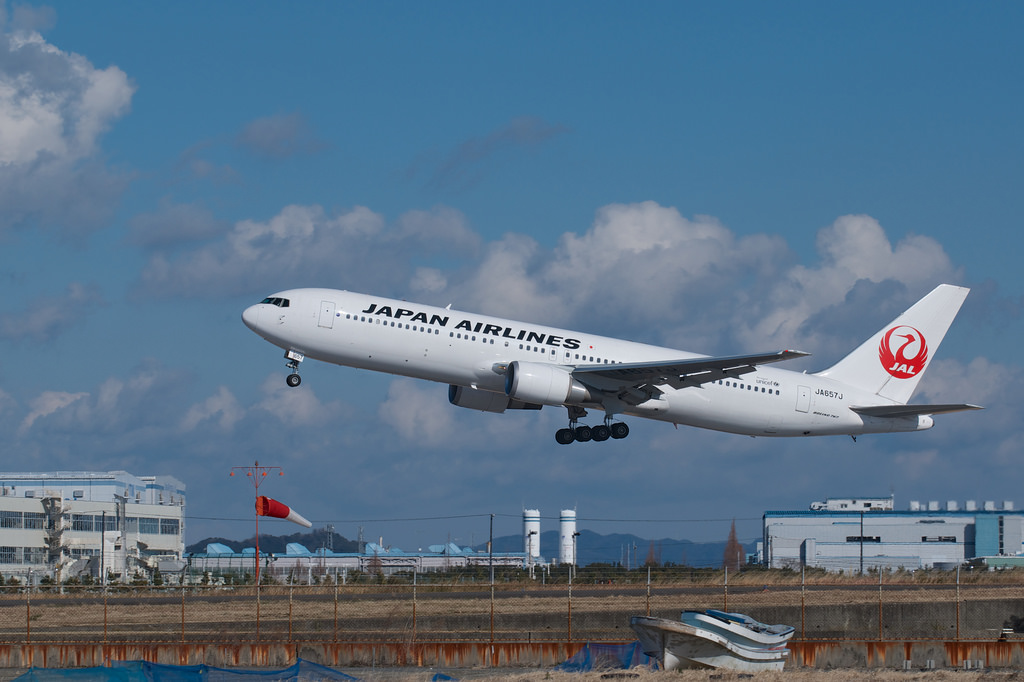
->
[
  {"left": 723, "top": 566, "right": 728, "bottom": 612},
  {"left": 646, "top": 566, "right": 651, "bottom": 617},
  {"left": 877, "top": 570, "right": 883, "bottom": 641},
  {"left": 333, "top": 577, "right": 339, "bottom": 642},
  {"left": 181, "top": 582, "right": 186, "bottom": 643},
  {"left": 567, "top": 564, "right": 573, "bottom": 644},
  {"left": 800, "top": 565, "right": 805, "bottom": 640},
  {"left": 956, "top": 565, "right": 961, "bottom": 641}
]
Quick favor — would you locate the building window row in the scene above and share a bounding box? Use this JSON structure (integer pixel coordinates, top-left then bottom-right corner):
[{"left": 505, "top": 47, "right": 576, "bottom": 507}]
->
[
  {"left": 1, "top": 511, "right": 47, "bottom": 530},
  {"left": 0, "top": 512, "right": 178, "bottom": 535},
  {"left": 0, "top": 546, "right": 47, "bottom": 565}
]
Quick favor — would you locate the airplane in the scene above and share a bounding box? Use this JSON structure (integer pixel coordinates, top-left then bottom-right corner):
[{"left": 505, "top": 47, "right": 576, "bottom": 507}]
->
[{"left": 242, "top": 283, "right": 981, "bottom": 444}]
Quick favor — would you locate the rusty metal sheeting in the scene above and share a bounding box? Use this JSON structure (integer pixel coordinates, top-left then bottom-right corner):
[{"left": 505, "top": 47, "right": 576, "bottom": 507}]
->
[
  {"left": 0, "top": 643, "right": 584, "bottom": 670},
  {"left": 3, "top": 641, "right": 1024, "bottom": 670},
  {"left": 788, "top": 640, "right": 1024, "bottom": 669}
]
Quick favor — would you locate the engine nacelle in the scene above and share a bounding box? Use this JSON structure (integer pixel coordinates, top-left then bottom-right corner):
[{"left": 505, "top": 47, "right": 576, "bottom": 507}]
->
[
  {"left": 504, "top": 361, "right": 593, "bottom": 406},
  {"left": 448, "top": 385, "right": 543, "bottom": 413}
]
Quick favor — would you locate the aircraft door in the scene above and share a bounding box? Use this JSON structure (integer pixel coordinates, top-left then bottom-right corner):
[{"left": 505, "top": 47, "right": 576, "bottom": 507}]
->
[
  {"left": 795, "top": 385, "right": 811, "bottom": 413},
  {"left": 318, "top": 300, "right": 336, "bottom": 329}
]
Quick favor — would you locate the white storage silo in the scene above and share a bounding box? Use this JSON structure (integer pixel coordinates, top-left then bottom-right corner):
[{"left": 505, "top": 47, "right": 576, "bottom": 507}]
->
[{"left": 559, "top": 509, "right": 578, "bottom": 565}]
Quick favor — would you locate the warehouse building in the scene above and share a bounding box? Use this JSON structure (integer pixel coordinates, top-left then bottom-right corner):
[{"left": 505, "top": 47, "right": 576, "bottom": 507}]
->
[
  {"left": 0, "top": 471, "right": 185, "bottom": 583},
  {"left": 761, "top": 496, "right": 1024, "bottom": 572}
]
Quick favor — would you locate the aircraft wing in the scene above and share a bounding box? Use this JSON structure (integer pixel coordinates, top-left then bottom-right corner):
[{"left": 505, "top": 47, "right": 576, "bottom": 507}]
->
[
  {"left": 851, "top": 404, "right": 984, "bottom": 418},
  {"left": 571, "top": 349, "right": 810, "bottom": 390}
]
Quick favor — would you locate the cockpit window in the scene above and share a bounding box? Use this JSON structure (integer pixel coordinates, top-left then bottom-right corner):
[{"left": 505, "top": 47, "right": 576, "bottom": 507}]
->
[{"left": 260, "top": 297, "right": 290, "bottom": 308}]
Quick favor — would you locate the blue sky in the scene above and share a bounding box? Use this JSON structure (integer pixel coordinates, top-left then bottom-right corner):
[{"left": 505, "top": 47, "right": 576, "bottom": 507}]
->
[{"left": 0, "top": 1, "right": 1021, "bottom": 560}]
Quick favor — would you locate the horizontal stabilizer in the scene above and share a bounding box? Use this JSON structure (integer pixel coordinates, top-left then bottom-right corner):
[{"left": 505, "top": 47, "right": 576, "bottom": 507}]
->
[{"left": 851, "top": 403, "right": 983, "bottom": 418}]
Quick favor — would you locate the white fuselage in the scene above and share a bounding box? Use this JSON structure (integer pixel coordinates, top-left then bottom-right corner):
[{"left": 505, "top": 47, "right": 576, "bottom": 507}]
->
[{"left": 242, "top": 288, "right": 932, "bottom": 438}]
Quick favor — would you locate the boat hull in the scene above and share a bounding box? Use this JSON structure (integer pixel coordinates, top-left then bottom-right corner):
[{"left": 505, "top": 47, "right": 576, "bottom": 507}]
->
[
  {"left": 630, "top": 616, "right": 790, "bottom": 672},
  {"left": 680, "top": 610, "right": 794, "bottom": 649}
]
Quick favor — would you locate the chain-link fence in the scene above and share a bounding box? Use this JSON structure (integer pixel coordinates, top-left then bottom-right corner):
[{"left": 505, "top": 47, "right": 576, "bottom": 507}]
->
[{"left": 1, "top": 570, "right": 1022, "bottom": 645}]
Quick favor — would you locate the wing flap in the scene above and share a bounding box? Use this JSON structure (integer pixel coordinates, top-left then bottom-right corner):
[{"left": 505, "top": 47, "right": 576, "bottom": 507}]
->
[
  {"left": 851, "top": 404, "right": 984, "bottom": 418},
  {"left": 572, "top": 350, "right": 810, "bottom": 387}
]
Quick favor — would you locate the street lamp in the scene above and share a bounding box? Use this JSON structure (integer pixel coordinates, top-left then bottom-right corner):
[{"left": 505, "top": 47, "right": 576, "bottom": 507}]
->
[{"left": 527, "top": 530, "right": 538, "bottom": 579}]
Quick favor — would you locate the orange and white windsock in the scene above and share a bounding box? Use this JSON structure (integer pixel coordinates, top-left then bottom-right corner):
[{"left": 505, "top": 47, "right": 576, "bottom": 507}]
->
[{"left": 256, "top": 496, "right": 312, "bottom": 528}]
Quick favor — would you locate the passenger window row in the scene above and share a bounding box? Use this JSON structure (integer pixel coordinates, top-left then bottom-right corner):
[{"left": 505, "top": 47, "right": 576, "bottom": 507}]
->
[
  {"left": 719, "top": 379, "right": 781, "bottom": 396},
  {"left": 344, "top": 313, "right": 441, "bottom": 335}
]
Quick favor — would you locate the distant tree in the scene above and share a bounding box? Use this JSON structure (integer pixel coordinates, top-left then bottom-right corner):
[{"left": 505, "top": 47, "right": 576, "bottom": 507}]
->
[
  {"left": 722, "top": 520, "right": 745, "bottom": 573},
  {"left": 644, "top": 541, "right": 663, "bottom": 567},
  {"left": 367, "top": 551, "right": 382, "bottom": 576}
]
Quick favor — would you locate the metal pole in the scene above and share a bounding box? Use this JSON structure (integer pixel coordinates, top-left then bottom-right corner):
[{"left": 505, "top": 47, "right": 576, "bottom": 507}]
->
[
  {"left": 100, "top": 510, "right": 105, "bottom": 587},
  {"left": 800, "top": 565, "right": 806, "bottom": 640},
  {"left": 877, "top": 569, "right": 883, "bottom": 641},
  {"left": 956, "top": 564, "right": 961, "bottom": 641},
  {"left": 567, "top": 560, "right": 573, "bottom": 643},
  {"left": 489, "top": 516, "right": 496, "bottom": 670},
  {"left": 723, "top": 565, "right": 728, "bottom": 611},
  {"left": 646, "top": 566, "right": 651, "bottom": 616},
  {"left": 860, "top": 511, "right": 864, "bottom": 575}
]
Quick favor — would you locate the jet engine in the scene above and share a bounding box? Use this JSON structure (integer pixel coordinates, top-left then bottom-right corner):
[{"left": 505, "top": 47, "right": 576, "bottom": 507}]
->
[
  {"left": 504, "top": 361, "right": 593, "bottom": 406},
  {"left": 448, "top": 385, "right": 542, "bottom": 413}
]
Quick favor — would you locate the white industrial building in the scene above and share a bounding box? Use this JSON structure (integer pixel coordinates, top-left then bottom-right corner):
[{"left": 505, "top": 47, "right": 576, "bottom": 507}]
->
[
  {"left": 761, "top": 496, "right": 1024, "bottom": 572},
  {"left": 0, "top": 471, "right": 185, "bottom": 583}
]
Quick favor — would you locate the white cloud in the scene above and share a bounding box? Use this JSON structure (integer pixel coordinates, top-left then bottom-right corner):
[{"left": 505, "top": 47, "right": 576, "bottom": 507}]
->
[
  {"left": 181, "top": 386, "right": 244, "bottom": 432},
  {"left": 377, "top": 379, "right": 458, "bottom": 447},
  {"left": 0, "top": 25, "right": 134, "bottom": 234},
  {"left": 20, "top": 390, "right": 88, "bottom": 434},
  {"left": 138, "top": 204, "right": 481, "bottom": 298},
  {"left": 254, "top": 375, "right": 343, "bottom": 427},
  {"left": 0, "top": 282, "right": 105, "bottom": 342},
  {"left": 127, "top": 200, "right": 228, "bottom": 249},
  {"left": 234, "top": 112, "right": 327, "bottom": 160}
]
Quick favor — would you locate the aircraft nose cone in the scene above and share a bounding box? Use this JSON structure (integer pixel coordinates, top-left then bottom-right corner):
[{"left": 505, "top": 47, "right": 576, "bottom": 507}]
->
[{"left": 242, "top": 304, "right": 261, "bottom": 331}]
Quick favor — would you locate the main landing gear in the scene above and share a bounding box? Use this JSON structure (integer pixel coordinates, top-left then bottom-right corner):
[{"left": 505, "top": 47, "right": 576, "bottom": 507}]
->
[
  {"left": 284, "top": 349, "right": 304, "bottom": 387},
  {"left": 555, "top": 408, "right": 629, "bottom": 445}
]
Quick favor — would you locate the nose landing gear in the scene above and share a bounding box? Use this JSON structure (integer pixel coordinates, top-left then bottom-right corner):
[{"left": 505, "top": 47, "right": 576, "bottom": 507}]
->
[{"left": 284, "top": 349, "right": 304, "bottom": 387}]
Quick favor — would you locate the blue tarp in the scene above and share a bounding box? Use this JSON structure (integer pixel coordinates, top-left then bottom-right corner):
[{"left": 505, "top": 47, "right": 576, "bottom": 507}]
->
[
  {"left": 15, "top": 659, "right": 359, "bottom": 682},
  {"left": 556, "top": 641, "right": 658, "bottom": 672}
]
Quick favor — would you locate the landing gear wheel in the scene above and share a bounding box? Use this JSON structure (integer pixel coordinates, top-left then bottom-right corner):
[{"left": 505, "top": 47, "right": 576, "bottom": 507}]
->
[
  {"left": 591, "top": 424, "right": 611, "bottom": 442},
  {"left": 574, "top": 425, "right": 593, "bottom": 442},
  {"left": 555, "top": 428, "right": 576, "bottom": 445},
  {"left": 610, "top": 422, "right": 629, "bottom": 439},
  {"left": 286, "top": 373, "right": 302, "bottom": 388}
]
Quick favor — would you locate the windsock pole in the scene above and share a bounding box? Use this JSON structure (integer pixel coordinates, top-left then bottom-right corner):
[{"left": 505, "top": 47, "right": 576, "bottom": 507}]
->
[{"left": 230, "top": 460, "right": 283, "bottom": 586}]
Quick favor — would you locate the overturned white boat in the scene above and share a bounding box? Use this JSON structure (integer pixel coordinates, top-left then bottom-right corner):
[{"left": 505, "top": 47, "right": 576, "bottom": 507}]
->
[{"left": 630, "top": 609, "right": 794, "bottom": 672}]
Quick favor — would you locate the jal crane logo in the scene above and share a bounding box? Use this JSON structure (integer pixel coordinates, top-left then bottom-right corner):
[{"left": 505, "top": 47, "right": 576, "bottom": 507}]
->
[{"left": 879, "top": 325, "right": 929, "bottom": 379}]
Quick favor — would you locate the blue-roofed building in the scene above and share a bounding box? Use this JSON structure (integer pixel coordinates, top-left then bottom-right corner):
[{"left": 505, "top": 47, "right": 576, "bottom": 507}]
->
[
  {"left": 761, "top": 496, "right": 1024, "bottom": 572},
  {"left": 184, "top": 540, "right": 526, "bottom": 582}
]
